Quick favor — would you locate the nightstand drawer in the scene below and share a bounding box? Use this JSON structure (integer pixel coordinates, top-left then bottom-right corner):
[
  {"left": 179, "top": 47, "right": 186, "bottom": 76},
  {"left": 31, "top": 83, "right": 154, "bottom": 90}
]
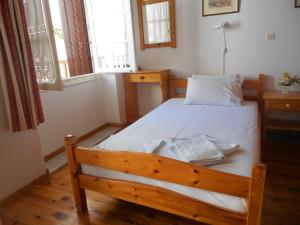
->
[
  {"left": 267, "top": 100, "right": 300, "bottom": 111},
  {"left": 127, "top": 73, "right": 161, "bottom": 83}
]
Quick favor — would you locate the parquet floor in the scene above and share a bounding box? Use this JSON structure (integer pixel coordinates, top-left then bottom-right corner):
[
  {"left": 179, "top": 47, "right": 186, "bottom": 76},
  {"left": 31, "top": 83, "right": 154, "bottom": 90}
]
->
[{"left": 0, "top": 131, "right": 299, "bottom": 225}]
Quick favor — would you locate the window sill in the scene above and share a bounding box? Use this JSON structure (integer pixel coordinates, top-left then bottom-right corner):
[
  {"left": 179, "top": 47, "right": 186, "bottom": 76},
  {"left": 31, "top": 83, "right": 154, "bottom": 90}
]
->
[{"left": 62, "top": 73, "right": 102, "bottom": 87}]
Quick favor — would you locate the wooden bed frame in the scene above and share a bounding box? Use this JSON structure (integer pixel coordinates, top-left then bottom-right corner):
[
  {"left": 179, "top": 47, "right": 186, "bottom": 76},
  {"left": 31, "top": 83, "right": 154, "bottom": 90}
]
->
[{"left": 65, "top": 74, "right": 266, "bottom": 225}]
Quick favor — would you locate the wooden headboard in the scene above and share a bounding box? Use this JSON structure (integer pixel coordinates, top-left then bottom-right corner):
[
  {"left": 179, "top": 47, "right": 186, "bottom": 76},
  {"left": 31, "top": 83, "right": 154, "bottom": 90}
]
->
[{"left": 169, "top": 74, "right": 265, "bottom": 107}]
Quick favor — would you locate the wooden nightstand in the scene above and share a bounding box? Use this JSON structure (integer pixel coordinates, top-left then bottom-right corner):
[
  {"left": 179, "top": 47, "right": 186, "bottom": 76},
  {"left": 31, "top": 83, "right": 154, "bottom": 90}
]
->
[
  {"left": 263, "top": 91, "right": 300, "bottom": 140},
  {"left": 124, "top": 70, "right": 170, "bottom": 123}
]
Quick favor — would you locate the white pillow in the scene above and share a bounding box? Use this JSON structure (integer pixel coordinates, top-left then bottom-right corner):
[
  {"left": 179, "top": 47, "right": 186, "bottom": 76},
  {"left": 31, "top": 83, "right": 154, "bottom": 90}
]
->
[
  {"left": 185, "top": 75, "right": 243, "bottom": 106},
  {"left": 192, "top": 74, "right": 236, "bottom": 79}
]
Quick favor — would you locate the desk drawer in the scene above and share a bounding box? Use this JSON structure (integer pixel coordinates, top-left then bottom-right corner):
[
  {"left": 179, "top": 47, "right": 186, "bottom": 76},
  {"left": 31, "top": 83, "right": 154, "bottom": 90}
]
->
[
  {"left": 127, "top": 73, "right": 161, "bottom": 83},
  {"left": 267, "top": 99, "right": 300, "bottom": 111}
]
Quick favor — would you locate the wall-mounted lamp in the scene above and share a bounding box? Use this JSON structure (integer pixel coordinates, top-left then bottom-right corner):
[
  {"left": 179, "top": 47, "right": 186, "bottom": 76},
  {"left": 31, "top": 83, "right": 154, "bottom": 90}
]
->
[
  {"left": 213, "top": 21, "right": 230, "bottom": 75},
  {"left": 213, "top": 21, "right": 229, "bottom": 30}
]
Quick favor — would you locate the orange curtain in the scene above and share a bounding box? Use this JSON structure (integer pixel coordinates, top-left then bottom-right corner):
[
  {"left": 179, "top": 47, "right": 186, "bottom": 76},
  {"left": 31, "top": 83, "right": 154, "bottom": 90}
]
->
[{"left": 0, "top": 0, "right": 44, "bottom": 132}]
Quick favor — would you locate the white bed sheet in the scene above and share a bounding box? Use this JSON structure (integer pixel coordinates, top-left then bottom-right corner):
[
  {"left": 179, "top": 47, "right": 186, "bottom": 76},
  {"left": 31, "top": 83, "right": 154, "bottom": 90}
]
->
[{"left": 82, "top": 98, "right": 260, "bottom": 213}]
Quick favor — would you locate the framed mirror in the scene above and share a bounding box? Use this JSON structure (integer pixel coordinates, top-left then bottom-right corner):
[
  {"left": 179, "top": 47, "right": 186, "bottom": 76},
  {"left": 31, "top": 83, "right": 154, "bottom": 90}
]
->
[{"left": 137, "top": 0, "right": 176, "bottom": 50}]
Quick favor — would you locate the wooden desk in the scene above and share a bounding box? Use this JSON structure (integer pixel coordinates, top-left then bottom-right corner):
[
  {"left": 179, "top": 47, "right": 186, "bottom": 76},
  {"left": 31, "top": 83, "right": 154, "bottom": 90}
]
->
[
  {"left": 124, "top": 70, "right": 170, "bottom": 123},
  {"left": 263, "top": 91, "right": 300, "bottom": 140}
]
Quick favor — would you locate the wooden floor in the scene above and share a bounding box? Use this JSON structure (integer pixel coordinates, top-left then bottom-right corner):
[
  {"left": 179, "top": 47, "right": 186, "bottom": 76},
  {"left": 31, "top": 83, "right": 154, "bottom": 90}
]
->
[
  {"left": 261, "top": 131, "right": 300, "bottom": 225},
  {"left": 0, "top": 131, "right": 299, "bottom": 225}
]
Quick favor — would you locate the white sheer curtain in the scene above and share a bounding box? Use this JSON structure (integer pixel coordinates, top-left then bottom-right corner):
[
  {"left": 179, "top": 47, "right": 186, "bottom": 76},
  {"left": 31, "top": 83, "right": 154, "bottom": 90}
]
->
[
  {"left": 23, "top": 0, "right": 62, "bottom": 90},
  {"left": 143, "top": 1, "right": 171, "bottom": 44}
]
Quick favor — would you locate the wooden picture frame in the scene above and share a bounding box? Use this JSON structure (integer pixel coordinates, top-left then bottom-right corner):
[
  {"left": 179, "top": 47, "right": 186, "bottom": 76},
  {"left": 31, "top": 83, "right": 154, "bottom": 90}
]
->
[
  {"left": 296, "top": 0, "right": 300, "bottom": 8},
  {"left": 202, "top": 0, "right": 240, "bottom": 16},
  {"left": 137, "top": 0, "right": 176, "bottom": 50}
]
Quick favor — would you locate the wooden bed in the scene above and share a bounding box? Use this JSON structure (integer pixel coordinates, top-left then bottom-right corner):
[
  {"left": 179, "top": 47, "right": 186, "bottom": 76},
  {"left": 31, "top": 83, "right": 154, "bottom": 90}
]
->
[{"left": 65, "top": 74, "right": 266, "bottom": 225}]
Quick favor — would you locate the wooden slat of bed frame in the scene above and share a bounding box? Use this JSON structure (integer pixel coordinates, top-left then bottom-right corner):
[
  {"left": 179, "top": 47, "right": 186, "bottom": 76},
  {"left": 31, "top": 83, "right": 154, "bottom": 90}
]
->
[
  {"left": 75, "top": 148, "right": 251, "bottom": 198},
  {"left": 79, "top": 174, "right": 248, "bottom": 225}
]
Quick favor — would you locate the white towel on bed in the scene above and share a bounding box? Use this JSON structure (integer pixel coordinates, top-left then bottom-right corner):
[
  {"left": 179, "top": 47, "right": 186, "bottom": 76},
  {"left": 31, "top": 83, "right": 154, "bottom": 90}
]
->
[
  {"left": 93, "top": 135, "right": 163, "bottom": 153},
  {"left": 166, "top": 134, "right": 240, "bottom": 165},
  {"left": 193, "top": 134, "right": 241, "bottom": 155}
]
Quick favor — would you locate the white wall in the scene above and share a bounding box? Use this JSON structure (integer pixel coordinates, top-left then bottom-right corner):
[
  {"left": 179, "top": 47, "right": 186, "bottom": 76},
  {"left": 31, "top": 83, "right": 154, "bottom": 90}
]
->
[
  {"left": 196, "top": 0, "right": 300, "bottom": 89},
  {"left": 102, "top": 74, "right": 127, "bottom": 125},
  {"left": 131, "top": 0, "right": 300, "bottom": 115},
  {"left": 39, "top": 78, "right": 107, "bottom": 157},
  {"left": 0, "top": 84, "right": 46, "bottom": 201},
  {"left": 115, "top": 74, "right": 127, "bottom": 124},
  {"left": 0, "top": 75, "right": 111, "bottom": 200}
]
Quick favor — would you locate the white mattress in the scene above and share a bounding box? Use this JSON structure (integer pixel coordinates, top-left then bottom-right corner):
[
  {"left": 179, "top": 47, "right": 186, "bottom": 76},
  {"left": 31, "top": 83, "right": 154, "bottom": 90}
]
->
[{"left": 82, "top": 98, "right": 260, "bottom": 213}]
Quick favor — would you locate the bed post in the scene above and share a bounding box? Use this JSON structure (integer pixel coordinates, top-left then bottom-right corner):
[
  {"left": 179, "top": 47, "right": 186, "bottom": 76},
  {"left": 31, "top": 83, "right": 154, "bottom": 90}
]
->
[
  {"left": 64, "top": 135, "right": 87, "bottom": 212},
  {"left": 258, "top": 74, "right": 265, "bottom": 150},
  {"left": 258, "top": 74, "right": 265, "bottom": 110},
  {"left": 247, "top": 164, "right": 266, "bottom": 225},
  {"left": 170, "top": 75, "right": 175, "bottom": 98}
]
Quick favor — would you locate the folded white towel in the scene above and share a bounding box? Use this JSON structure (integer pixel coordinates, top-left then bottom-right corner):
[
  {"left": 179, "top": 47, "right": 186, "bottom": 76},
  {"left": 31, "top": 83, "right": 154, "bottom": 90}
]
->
[
  {"left": 193, "top": 134, "right": 240, "bottom": 155},
  {"left": 166, "top": 134, "right": 240, "bottom": 166},
  {"left": 93, "top": 135, "right": 163, "bottom": 153},
  {"left": 166, "top": 137, "right": 224, "bottom": 165}
]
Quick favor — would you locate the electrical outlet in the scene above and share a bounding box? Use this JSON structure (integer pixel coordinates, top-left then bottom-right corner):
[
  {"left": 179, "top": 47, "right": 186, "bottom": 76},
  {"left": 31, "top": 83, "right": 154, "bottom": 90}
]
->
[{"left": 266, "top": 32, "right": 276, "bottom": 41}]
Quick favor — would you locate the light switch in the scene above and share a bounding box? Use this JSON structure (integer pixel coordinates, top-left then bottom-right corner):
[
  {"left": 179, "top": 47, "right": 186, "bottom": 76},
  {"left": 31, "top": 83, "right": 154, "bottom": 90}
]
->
[{"left": 266, "top": 32, "right": 276, "bottom": 41}]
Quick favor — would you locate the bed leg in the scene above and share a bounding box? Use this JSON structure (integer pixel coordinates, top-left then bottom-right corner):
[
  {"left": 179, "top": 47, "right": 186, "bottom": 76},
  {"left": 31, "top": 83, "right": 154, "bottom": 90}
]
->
[
  {"left": 64, "top": 135, "right": 87, "bottom": 212},
  {"left": 247, "top": 164, "right": 266, "bottom": 225}
]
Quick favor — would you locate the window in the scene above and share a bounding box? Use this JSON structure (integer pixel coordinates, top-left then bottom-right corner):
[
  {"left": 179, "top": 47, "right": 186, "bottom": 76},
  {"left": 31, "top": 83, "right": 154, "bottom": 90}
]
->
[
  {"left": 51, "top": 0, "right": 136, "bottom": 76},
  {"left": 25, "top": 0, "right": 136, "bottom": 88},
  {"left": 57, "top": 0, "right": 93, "bottom": 77},
  {"left": 84, "top": 0, "right": 136, "bottom": 72},
  {"left": 24, "top": 0, "right": 62, "bottom": 90},
  {"left": 48, "top": 0, "right": 70, "bottom": 79}
]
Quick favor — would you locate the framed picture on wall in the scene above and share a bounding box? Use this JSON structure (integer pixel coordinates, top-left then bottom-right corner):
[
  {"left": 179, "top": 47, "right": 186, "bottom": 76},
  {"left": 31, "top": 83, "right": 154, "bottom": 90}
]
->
[
  {"left": 202, "top": 0, "right": 240, "bottom": 16},
  {"left": 296, "top": 0, "right": 300, "bottom": 8}
]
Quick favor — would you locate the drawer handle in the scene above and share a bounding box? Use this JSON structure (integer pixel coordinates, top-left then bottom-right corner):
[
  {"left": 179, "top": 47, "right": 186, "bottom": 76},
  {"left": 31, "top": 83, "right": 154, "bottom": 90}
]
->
[
  {"left": 286, "top": 104, "right": 291, "bottom": 108},
  {"left": 139, "top": 76, "right": 145, "bottom": 80}
]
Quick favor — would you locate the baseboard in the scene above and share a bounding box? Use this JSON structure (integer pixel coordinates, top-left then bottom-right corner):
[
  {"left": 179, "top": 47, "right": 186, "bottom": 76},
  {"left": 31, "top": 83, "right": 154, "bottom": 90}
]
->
[
  {"left": 77, "top": 123, "right": 109, "bottom": 143},
  {"left": 44, "top": 146, "right": 65, "bottom": 161},
  {"left": 0, "top": 169, "right": 49, "bottom": 207},
  {"left": 44, "top": 123, "right": 121, "bottom": 161},
  {"left": 107, "top": 122, "right": 128, "bottom": 128}
]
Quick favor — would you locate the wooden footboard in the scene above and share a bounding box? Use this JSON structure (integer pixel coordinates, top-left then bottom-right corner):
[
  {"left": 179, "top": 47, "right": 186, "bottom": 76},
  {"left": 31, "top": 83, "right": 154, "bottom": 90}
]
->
[{"left": 65, "top": 135, "right": 266, "bottom": 225}]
